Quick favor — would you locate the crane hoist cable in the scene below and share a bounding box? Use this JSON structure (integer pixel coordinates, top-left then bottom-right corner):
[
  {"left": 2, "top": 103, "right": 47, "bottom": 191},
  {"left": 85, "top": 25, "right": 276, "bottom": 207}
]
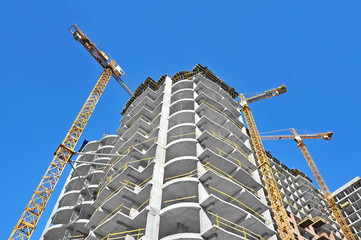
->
[{"left": 9, "top": 25, "right": 133, "bottom": 240}]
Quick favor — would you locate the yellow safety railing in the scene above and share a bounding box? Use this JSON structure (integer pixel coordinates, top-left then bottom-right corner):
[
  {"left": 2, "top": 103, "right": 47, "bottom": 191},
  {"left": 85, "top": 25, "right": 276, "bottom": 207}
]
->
[
  {"left": 209, "top": 186, "right": 268, "bottom": 223},
  {"left": 163, "top": 195, "right": 197, "bottom": 204},
  {"left": 99, "top": 136, "right": 157, "bottom": 185},
  {"left": 164, "top": 162, "right": 209, "bottom": 182},
  {"left": 99, "top": 203, "right": 125, "bottom": 225},
  {"left": 130, "top": 197, "right": 151, "bottom": 217},
  {"left": 101, "top": 228, "right": 145, "bottom": 240},
  {"left": 216, "top": 147, "right": 253, "bottom": 175},
  {"left": 208, "top": 211, "right": 264, "bottom": 240},
  {"left": 211, "top": 130, "right": 252, "bottom": 163},
  {"left": 98, "top": 157, "right": 155, "bottom": 195},
  {"left": 129, "top": 111, "right": 161, "bottom": 129},
  {"left": 203, "top": 162, "right": 260, "bottom": 198},
  {"left": 67, "top": 235, "right": 84, "bottom": 239},
  {"left": 98, "top": 197, "right": 151, "bottom": 227},
  {"left": 169, "top": 131, "right": 199, "bottom": 140}
]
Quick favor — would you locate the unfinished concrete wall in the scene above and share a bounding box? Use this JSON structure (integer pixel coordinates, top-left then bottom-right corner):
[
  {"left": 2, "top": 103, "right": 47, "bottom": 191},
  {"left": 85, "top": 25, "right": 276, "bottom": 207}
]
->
[{"left": 333, "top": 176, "right": 361, "bottom": 239}]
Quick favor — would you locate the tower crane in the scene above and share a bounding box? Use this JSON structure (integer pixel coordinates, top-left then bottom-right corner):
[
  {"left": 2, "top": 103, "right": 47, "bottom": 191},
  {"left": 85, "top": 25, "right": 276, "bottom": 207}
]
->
[
  {"left": 9, "top": 25, "right": 133, "bottom": 240},
  {"left": 239, "top": 85, "right": 295, "bottom": 240},
  {"left": 260, "top": 129, "right": 356, "bottom": 240}
]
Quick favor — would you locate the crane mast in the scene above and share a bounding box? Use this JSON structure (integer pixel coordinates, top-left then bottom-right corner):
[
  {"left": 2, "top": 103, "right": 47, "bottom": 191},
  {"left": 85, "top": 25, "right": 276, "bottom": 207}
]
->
[
  {"left": 261, "top": 129, "right": 355, "bottom": 240},
  {"left": 10, "top": 25, "right": 132, "bottom": 240},
  {"left": 239, "top": 85, "right": 295, "bottom": 240}
]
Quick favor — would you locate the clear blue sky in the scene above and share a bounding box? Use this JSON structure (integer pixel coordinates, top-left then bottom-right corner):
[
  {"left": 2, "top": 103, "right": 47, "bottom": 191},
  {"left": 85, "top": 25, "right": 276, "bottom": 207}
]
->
[{"left": 1, "top": 1, "right": 360, "bottom": 239}]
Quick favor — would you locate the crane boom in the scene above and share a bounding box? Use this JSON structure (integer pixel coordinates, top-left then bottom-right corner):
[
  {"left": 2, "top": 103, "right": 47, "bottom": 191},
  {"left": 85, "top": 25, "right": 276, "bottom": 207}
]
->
[
  {"left": 10, "top": 25, "right": 134, "bottom": 240},
  {"left": 261, "top": 129, "right": 356, "bottom": 240},
  {"left": 239, "top": 86, "right": 295, "bottom": 240},
  {"left": 244, "top": 85, "right": 287, "bottom": 105},
  {"left": 260, "top": 130, "right": 333, "bottom": 141},
  {"left": 69, "top": 24, "right": 133, "bottom": 96},
  {"left": 9, "top": 68, "right": 113, "bottom": 240}
]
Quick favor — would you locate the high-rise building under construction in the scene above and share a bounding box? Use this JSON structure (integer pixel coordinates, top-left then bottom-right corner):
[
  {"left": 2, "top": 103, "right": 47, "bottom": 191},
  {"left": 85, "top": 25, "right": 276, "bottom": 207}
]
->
[{"left": 41, "top": 65, "right": 345, "bottom": 240}]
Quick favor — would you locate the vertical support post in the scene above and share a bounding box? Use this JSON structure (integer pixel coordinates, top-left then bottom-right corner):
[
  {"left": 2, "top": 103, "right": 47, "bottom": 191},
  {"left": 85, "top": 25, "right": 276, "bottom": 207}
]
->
[{"left": 143, "top": 76, "right": 172, "bottom": 240}]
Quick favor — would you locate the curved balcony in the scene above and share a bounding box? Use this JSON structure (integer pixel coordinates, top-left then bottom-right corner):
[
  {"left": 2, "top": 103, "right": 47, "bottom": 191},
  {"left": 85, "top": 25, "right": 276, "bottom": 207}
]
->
[
  {"left": 160, "top": 202, "right": 200, "bottom": 238},
  {"left": 72, "top": 163, "right": 92, "bottom": 177},
  {"left": 99, "top": 135, "right": 117, "bottom": 147},
  {"left": 166, "top": 139, "right": 197, "bottom": 161},
  {"left": 59, "top": 190, "right": 82, "bottom": 207},
  {"left": 95, "top": 145, "right": 113, "bottom": 154},
  {"left": 164, "top": 156, "right": 198, "bottom": 183},
  {"left": 160, "top": 233, "right": 202, "bottom": 240},
  {"left": 82, "top": 141, "right": 100, "bottom": 152},
  {"left": 162, "top": 178, "right": 199, "bottom": 208},
  {"left": 168, "top": 111, "right": 195, "bottom": 129},
  {"left": 167, "top": 124, "right": 196, "bottom": 144},
  {"left": 171, "top": 80, "right": 193, "bottom": 94},
  {"left": 171, "top": 89, "right": 194, "bottom": 103},
  {"left": 170, "top": 99, "right": 195, "bottom": 116}
]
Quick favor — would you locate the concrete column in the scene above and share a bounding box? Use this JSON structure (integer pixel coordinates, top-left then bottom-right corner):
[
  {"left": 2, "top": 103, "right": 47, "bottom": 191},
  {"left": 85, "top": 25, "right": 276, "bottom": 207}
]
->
[{"left": 144, "top": 76, "right": 172, "bottom": 240}]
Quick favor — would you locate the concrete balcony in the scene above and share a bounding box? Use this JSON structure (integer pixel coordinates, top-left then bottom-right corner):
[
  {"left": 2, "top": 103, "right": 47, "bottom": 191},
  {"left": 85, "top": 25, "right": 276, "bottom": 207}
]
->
[
  {"left": 122, "top": 101, "right": 162, "bottom": 130},
  {"left": 166, "top": 139, "right": 197, "bottom": 161},
  {"left": 170, "top": 99, "right": 195, "bottom": 116},
  {"left": 160, "top": 233, "right": 202, "bottom": 240},
  {"left": 195, "top": 92, "right": 241, "bottom": 128},
  {"left": 167, "top": 124, "right": 196, "bottom": 144},
  {"left": 198, "top": 130, "right": 253, "bottom": 167},
  {"left": 162, "top": 177, "right": 199, "bottom": 208},
  {"left": 195, "top": 81, "right": 240, "bottom": 118},
  {"left": 88, "top": 205, "right": 148, "bottom": 240},
  {"left": 159, "top": 202, "right": 200, "bottom": 239},
  {"left": 199, "top": 169, "right": 267, "bottom": 217},
  {"left": 198, "top": 149, "right": 260, "bottom": 190},
  {"left": 168, "top": 110, "right": 195, "bottom": 129},
  {"left": 99, "top": 135, "right": 117, "bottom": 147},
  {"left": 59, "top": 190, "right": 82, "bottom": 208},
  {"left": 121, "top": 86, "right": 164, "bottom": 122},
  {"left": 197, "top": 115, "right": 247, "bottom": 142},
  {"left": 120, "top": 115, "right": 161, "bottom": 141},
  {"left": 82, "top": 141, "right": 100, "bottom": 152},
  {"left": 96, "top": 161, "right": 154, "bottom": 206},
  {"left": 200, "top": 194, "right": 274, "bottom": 239},
  {"left": 164, "top": 156, "right": 198, "bottom": 184},
  {"left": 87, "top": 182, "right": 151, "bottom": 230},
  {"left": 171, "top": 79, "right": 194, "bottom": 94},
  {"left": 171, "top": 88, "right": 194, "bottom": 103}
]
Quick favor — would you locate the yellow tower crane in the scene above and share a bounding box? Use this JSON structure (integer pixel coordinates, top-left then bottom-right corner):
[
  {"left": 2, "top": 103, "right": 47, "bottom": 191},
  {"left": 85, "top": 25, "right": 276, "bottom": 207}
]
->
[
  {"left": 9, "top": 25, "right": 133, "bottom": 240},
  {"left": 239, "top": 85, "right": 295, "bottom": 240},
  {"left": 260, "top": 128, "right": 356, "bottom": 240}
]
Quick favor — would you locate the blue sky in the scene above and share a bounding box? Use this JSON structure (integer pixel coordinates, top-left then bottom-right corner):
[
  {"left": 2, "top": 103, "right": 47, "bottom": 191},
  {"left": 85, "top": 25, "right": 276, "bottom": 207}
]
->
[{"left": 1, "top": 1, "right": 361, "bottom": 239}]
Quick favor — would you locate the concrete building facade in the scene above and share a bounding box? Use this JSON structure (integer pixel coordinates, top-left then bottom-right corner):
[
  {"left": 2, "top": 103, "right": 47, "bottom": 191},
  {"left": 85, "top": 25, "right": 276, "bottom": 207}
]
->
[
  {"left": 267, "top": 153, "right": 343, "bottom": 240},
  {"left": 333, "top": 177, "right": 361, "bottom": 239},
  {"left": 41, "top": 65, "right": 347, "bottom": 240}
]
